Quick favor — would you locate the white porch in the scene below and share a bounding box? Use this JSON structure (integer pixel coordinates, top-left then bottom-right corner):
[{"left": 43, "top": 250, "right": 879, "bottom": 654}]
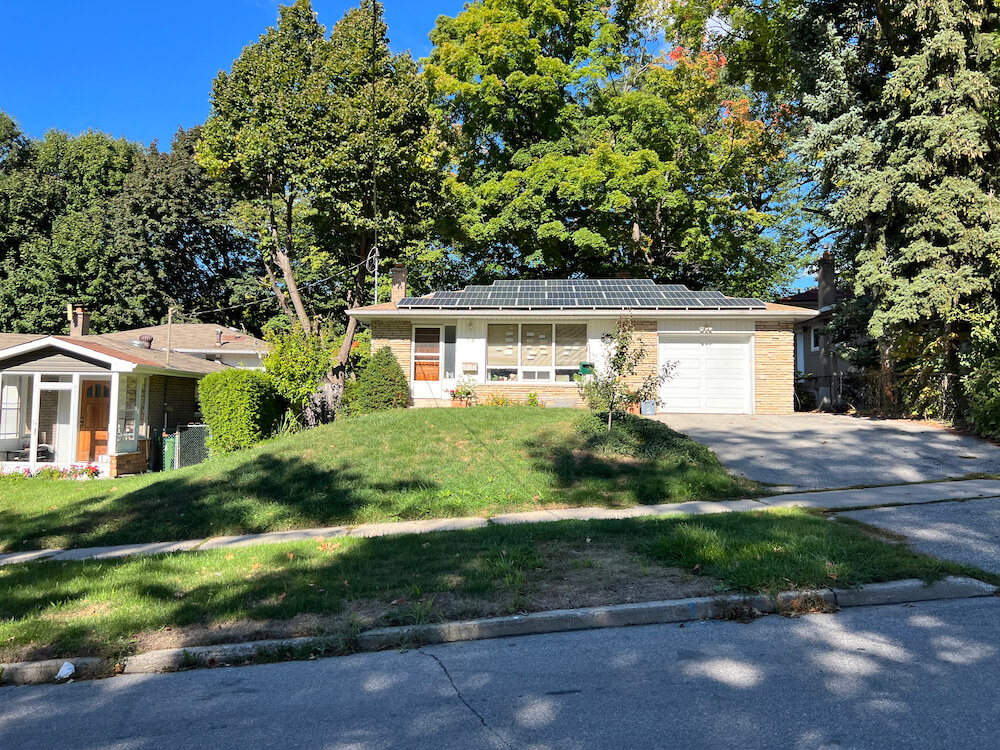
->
[{"left": 0, "top": 371, "right": 151, "bottom": 478}]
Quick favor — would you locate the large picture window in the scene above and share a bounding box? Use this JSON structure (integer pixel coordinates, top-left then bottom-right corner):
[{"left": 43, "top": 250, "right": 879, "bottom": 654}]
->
[{"left": 487, "top": 323, "right": 588, "bottom": 382}]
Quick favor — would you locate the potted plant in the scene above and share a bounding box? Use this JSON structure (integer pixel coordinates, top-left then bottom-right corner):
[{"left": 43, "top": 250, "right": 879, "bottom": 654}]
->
[{"left": 449, "top": 376, "right": 478, "bottom": 407}]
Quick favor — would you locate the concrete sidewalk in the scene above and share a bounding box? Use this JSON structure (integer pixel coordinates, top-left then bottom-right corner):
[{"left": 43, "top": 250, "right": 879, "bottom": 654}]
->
[{"left": 3, "top": 478, "right": 999, "bottom": 567}]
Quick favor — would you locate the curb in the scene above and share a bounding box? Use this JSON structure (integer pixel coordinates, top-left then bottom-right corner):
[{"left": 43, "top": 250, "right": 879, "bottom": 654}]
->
[{"left": 2, "top": 576, "right": 994, "bottom": 686}]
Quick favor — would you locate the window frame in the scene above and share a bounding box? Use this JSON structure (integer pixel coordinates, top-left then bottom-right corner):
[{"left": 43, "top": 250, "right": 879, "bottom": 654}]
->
[
  {"left": 485, "top": 322, "right": 588, "bottom": 384},
  {"left": 0, "top": 375, "right": 25, "bottom": 439},
  {"left": 810, "top": 326, "right": 821, "bottom": 352}
]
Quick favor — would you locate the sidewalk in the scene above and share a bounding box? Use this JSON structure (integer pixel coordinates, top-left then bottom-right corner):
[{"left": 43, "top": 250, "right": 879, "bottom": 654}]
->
[{"left": 3, "top": 478, "right": 1000, "bottom": 567}]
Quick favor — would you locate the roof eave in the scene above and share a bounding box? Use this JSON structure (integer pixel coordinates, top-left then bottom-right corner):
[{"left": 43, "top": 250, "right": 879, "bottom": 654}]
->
[{"left": 349, "top": 307, "right": 816, "bottom": 321}]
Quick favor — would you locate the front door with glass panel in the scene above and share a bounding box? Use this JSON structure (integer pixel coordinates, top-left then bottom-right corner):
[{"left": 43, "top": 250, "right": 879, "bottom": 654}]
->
[
  {"left": 78, "top": 380, "right": 111, "bottom": 461},
  {"left": 412, "top": 327, "right": 442, "bottom": 399}
]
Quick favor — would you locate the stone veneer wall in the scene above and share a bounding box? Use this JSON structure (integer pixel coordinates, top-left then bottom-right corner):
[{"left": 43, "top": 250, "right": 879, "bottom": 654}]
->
[
  {"left": 370, "top": 320, "right": 412, "bottom": 380},
  {"left": 754, "top": 321, "right": 794, "bottom": 414},
  {"left": 472, "top": 384, "right": 585, "bottom": 407},
  {"left": 623, "top": 320, "right": 659, "bottom": 390}
]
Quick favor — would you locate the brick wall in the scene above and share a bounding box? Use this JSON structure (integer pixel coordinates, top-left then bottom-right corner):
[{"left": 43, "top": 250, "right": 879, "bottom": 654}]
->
[
  {"left": 371, "top": 320, "right": 412, "bottom": 379},
  {"left": 147, "top": 375, "right": 201, "bottom": 434},
  {"left": 754, "top": 321, "right": 794, "bottom": 414},
  {"left": 624, "top": 320, "right": 658, "bottom": 390},
  {"left": 472, "top": 384, "right": 585, "bottom": 407},
  {"left": 110, "top": 450, "right": 148, "bottom": 477}
]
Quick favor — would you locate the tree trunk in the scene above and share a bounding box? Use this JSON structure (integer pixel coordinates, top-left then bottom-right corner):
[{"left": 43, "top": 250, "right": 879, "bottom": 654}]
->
[
  {"left": 263, "top": 257, "right": 298, "bottom": 328},
  {"left": 329, "top": 236, "right": 371, "bottom": 391},
  {"left": 266, "top": 195, "right": 312, "bottom": 336}
]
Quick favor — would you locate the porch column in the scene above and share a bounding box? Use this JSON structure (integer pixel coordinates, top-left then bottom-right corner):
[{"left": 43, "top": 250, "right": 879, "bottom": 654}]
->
[
  {"left": 68, "top": 374, "right": 81, "bottom": 464},
  {"left": 107, "top": 372, "right": 120, "bottom": 457},
  {"left": 28, "top": 373, "right": 40, "bottom": 471}
]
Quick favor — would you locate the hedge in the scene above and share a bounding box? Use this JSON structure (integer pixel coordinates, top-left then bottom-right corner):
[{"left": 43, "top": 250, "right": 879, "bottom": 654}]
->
[
  {"left": 198, "top": 369, "right": 284, "bottom": 454},
  {"left": 358, "top": 347, "right": 409, "bottom": 412}
]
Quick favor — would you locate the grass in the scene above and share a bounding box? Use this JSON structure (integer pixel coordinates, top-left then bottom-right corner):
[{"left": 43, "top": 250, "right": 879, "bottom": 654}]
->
[
  {"left": 0, "top": 407, "right": 755, "bottom": 552},
  {"left": 0, "top": 508, "right": 981, "bottom": 664}
]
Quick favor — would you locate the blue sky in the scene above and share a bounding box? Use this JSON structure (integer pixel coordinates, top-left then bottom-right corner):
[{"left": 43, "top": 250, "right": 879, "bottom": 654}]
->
[{"left": 1, "top": 1, "right": 464, "bottom": 148}]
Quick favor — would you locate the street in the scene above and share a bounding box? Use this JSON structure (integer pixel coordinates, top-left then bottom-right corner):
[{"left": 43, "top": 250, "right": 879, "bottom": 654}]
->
[{"left": 2, "top": 597, "right": 998, "bottom": 749}]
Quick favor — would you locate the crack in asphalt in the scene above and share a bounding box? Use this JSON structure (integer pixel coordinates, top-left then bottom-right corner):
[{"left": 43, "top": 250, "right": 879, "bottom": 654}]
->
[{"left": 419, "top": 649, "right": 513, "bottom": 749}]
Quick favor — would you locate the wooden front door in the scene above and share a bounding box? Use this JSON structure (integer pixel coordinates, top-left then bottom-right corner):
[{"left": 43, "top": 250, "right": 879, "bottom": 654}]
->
[{"left": 77, "top": 380, "right": 111, "bottom": 461}]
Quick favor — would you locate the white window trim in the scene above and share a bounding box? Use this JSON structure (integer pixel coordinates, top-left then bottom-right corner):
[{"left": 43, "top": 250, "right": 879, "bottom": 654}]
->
[
  {"left": 485, "top": 322, "right": 588, "bottom": 385},
  {"left": 810, "top": 327, "right": 821, "bottom": 352}
]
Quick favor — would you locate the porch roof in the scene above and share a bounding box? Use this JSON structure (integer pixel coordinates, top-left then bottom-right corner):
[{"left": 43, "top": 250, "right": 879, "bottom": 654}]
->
[{"left": 0, "top": 336, "right": 226, "bottom": 376}]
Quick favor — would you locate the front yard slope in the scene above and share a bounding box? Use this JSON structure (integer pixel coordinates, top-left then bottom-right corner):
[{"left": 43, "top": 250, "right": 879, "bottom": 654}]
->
[{"left": 0, "top": 407, "right": 753, "bottom": 552}]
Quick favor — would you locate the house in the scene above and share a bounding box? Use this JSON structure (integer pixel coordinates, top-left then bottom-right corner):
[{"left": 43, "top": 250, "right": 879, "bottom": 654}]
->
[
  {"left": 777, "top": 252, "right": 852, "bottom": 409},
  {"left": 0, "top": 309, "right": 266, "bottom": 478},
  {"left": 349, "top": 267, "right": 815, "bottom": 414}
]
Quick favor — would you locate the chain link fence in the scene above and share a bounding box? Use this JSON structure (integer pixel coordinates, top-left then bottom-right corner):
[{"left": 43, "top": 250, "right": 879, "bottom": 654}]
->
[{"left": 161, "top": 424, "right": 210, "bottom": 471}]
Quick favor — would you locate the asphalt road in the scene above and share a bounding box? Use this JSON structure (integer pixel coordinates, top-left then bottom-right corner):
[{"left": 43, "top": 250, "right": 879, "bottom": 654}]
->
[
  {"left": 843, "top": 497, "right": 1000, "bottom": 575},
  {"left": 656, "top": 413, "right": 1000, "bottom": 489},
  {"left": 3, "top": 597, "right": 1000, "bottom": 749}
]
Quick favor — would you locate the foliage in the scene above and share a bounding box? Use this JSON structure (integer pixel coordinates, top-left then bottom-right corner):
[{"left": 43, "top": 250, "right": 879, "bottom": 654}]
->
[
  {"left": 525, "top": 392, "right": 541, "bottom": 407},
  {"left": 198, "top": 0, "right": 449, "bottom": 353},
  {"left": 423, "top": 1, "right": 805, "bottom": 296},
  {"left": 576, "top": 412, "right": 718, "bottom": 462},
  {"left": 578, "top": 318, "right": 674, "bottom": 430},
  {"left": 965, "top": 358, "right": 1000, "bottom": 441},
  {"left": 339, "top": 378, "right": 363, "bottom": 417},
  {"left": 448, "top": 375, "right": 478, "bottom": 402},
  {"left": 0, "top": 115, "right": 257, "bottom": 334},
  {"left": 480, "top": 392, "right": 514, "bottom": 407},
  {"left": 198, "top": 369, "right": 284, "bottom": 454},
  {"left": 673, "top": 0, "right": 1000, "bottom": 423},
  {"left": 0, "top": 464, "right": 100, "bottom": 481},
  {"left": 357, "top": 346, "right": 408, "bottom": 412},
  {"left": 263, "top": 328, "right": 336, "bottom": 408}
]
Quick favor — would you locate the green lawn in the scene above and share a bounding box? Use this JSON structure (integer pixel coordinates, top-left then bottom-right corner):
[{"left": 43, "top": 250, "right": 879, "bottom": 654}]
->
[
  {"left": 0, "top": 509, "right": 980, "bottom": 664},
  {"left": 0, "top": 408, "right": 755, "bottom": 552}
]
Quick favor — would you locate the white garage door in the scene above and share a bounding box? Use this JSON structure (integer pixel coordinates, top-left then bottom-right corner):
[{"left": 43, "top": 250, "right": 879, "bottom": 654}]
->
[{"left": 658, "top": 334, "right": 752, "bottom": 414}]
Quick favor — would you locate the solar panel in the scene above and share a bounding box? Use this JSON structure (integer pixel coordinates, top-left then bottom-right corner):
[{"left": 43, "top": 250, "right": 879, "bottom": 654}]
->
[{"left": 395, "top": 279, "right": 765, "bottom": 310}]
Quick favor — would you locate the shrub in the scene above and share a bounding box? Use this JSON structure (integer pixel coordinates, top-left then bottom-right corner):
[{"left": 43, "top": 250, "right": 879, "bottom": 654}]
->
[
  {"left": 199, "top": 369, "right": 284, "bottom": 453},
  {"left": 339, "top": 379, "right": 363, "bottom": 417},
  {"left": 966, "top": 357, "right": 1000, "bottom": 440},
  {"left": 263, "top": 329, "right": 336, "bottom": 409},
  {"left": 480, "top": 392, "right": 514, "bottom": 406},
  {"left": 526, "top": 392, "right": 541, "bottom": 407},
  {"left": 576, "top": 412, "right": 716, "bottom": 462},
  {"left": 357, "top": 347, "right": 409, "bottom": 412}
]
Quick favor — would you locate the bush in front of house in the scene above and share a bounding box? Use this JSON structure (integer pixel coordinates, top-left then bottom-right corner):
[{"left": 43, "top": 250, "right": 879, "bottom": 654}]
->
[
  {"left": 357, "top": 347, "right": 409, "bottom": 412},
  {"left": 198, "top": 369, "right": 284, "bottom": 454},
  {"left": 965, "top": 357, "right": 1000, "bottom": 440}
]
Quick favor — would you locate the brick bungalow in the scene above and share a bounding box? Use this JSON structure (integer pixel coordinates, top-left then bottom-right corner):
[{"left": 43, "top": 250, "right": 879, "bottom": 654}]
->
[{"left": 349, "top": 267, "right": 815, "bottom": 414}]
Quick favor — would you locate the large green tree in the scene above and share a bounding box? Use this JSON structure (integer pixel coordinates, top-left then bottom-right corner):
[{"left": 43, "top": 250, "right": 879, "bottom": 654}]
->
[
  {"left": 423, "top": 0, "right": 805, "bottom": 297},
  {"left": 671, "top": 0, "right": 1000, "bottom": 419},
  {"left": 0, "top": 114, "right": 260, "bottom": 334},
  {"left": 198, "top": 0, "right": 448, "bottom": 367}
]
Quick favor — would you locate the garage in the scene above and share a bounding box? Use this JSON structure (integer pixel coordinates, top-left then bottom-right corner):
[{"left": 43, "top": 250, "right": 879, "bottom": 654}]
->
[{"left": 658, "top": 334, "right": 753, "bottom": 414}]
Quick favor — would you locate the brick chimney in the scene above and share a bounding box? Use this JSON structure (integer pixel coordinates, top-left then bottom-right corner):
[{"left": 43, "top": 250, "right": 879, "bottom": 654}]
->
[
  {"left": 817, "top": 251, "right": 836, "bottom": 310},
  {"left": 67, "top": 304, "right": 90, "bottom": 337},
  {"left": 391, "top": 264, "right": 408, "bottom": 303}
]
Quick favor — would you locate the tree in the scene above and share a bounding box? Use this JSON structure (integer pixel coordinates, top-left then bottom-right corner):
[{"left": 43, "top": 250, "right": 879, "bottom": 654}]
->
[
  {"left": 423, "top": 0, "right": 805, "bottom": 297},
  {"left": 670, "top": 0, "right": 1000, "bottom": 422},
  {"left": 198, "top": 0, "right": 449, "bottom": 369},
  {"left": 578, "top": 318, "right": 674, "bottom": 430}
]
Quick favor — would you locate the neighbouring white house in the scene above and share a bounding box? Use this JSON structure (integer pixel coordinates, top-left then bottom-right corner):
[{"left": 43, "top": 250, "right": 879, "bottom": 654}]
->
[
  {"left": 0, "top": 308, "right": 268, "bottom": 477},
  {"left": 349, "top": 267, "right": 815, "bottom": 414}
]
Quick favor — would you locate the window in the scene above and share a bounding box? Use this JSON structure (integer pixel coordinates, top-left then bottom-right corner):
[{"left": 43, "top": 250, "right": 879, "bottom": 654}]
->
[
  {"left": 811, "top": 327, "right": 821, "bottom": 351},
  {"left": 0, "top": 375, "right": 25, "bottom": 439},
  {"left": 443, "top": 326, "right": 457, "bottom": 379},
  {"left": 117, "top": 376, "right": 139, "bottom": 445},
  {"left": 487, "top": 323, "right": 588, "bottom": 383},
  {"left": 413, "top": 328, "right": 441, "bottom": 382}
]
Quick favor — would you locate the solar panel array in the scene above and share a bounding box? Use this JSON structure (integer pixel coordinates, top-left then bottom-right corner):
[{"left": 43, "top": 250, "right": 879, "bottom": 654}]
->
[{"left": 397, "top": 279, "right": 765, "bottom": 310}]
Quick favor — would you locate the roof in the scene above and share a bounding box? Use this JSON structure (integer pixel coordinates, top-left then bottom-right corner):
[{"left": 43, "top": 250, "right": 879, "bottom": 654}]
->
[
  {"left": 393, "top": 279, "right": 766, "bottom": 311},
  {"left": 97, "top": 323, "right": 268, "bottom": 354},
  {"left": 776, "top": 287, "right": 852, "bottom": 310},
  {"left": 0, "top": 335, "right": 226, "bottom": 376}
]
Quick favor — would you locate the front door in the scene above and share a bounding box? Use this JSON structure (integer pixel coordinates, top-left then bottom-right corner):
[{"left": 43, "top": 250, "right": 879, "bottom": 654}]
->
[
  {"left": 77, "top": 380, "right": 111, "bottom": 461},
  {"left": 412, "top": 327, "right": 442, "bottom": 399}
]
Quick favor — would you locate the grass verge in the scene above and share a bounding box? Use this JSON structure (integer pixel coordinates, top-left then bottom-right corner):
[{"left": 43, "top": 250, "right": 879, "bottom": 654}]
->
[
  {"left": 0, "top": 408, "right": 754, "bottom": 552},
  {"left": 0, "top": 508, "right": 981, "bottom": 664}
]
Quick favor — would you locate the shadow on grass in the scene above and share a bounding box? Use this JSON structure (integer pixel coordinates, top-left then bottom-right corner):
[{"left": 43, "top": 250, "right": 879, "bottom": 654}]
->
[
  {"left": 0, "top": 454, "right": 440, "bottom": 551},
  {"left": 523, "top": 415, "right": 748, "bottom": 506}
]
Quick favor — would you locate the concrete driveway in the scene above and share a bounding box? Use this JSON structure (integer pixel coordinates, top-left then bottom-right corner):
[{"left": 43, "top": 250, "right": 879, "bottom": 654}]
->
[{"left": 654, "top": 413, "right": 1000, "bottom": 490}]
